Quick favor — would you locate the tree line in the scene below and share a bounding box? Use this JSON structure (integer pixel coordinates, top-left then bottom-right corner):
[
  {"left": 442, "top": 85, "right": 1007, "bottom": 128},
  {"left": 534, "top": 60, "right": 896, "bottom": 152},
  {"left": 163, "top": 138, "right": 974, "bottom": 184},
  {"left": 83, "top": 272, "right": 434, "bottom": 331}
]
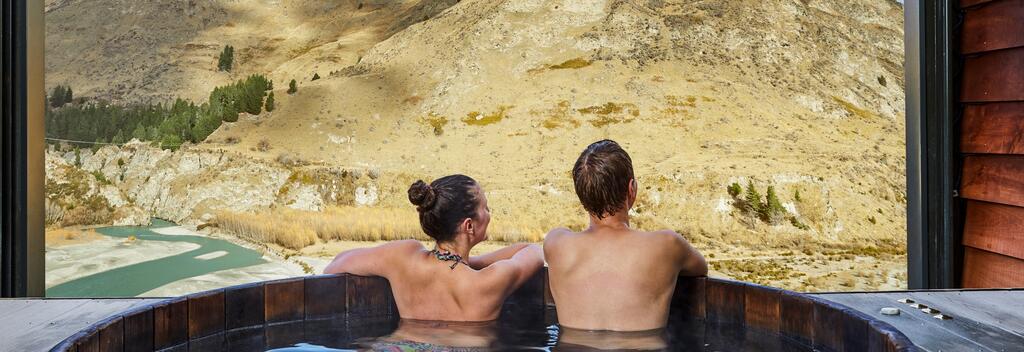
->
[{"left": 46, "top": 74, "right": 274, "bottom": 149}]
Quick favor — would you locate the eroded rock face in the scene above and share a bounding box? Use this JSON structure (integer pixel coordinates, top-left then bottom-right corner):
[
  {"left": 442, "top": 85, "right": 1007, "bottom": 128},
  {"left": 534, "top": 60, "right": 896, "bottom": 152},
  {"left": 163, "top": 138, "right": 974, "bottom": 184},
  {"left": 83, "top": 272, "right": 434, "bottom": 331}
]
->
[
  {"left": 46, "top": 141, "right": 384, "bottom": 227},
  {"left": 47, "top": 142, "right": 285, "bottom": 225},
  {"left": 112, "top": 206, "right": 150, "bottom": 226}
]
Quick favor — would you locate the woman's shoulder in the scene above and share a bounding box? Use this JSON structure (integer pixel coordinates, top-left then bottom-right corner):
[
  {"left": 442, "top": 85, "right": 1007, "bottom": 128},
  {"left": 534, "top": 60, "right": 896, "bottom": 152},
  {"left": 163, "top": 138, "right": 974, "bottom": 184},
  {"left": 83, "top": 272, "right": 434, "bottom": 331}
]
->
[{"left": 386, "top": 239, "right": 426, "bottom": 251}]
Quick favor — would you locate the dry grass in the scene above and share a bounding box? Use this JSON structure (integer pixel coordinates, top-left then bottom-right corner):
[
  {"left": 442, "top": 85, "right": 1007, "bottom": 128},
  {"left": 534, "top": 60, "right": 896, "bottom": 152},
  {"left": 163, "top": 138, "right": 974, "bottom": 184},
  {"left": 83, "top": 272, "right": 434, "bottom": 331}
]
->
[
  {"left": 216, "top": 209, "right": 319, "bottom": 250},
  {"left": 216, "top": 206, "right": 547, "bottom": 250},
  {"left": 832, "top": 96, "right": 878, "bottom": 120},
  {"left": 528, "top": 57, "right": 592, "bottom": 73}
]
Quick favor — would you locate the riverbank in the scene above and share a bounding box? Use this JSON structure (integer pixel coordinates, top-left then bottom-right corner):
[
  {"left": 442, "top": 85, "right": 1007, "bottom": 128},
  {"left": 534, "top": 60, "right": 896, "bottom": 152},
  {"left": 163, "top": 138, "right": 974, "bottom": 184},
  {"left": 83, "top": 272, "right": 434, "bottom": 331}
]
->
[{"left": 45, "top": 220, "right": 306, "bottom": 297}]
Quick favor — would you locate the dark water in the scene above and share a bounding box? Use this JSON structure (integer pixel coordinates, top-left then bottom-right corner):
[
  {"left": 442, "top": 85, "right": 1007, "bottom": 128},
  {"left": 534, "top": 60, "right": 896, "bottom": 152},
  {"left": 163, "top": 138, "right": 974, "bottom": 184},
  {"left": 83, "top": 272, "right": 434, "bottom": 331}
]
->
[{"left": 259, "top": 308, "right": 813, "bottom": 351}]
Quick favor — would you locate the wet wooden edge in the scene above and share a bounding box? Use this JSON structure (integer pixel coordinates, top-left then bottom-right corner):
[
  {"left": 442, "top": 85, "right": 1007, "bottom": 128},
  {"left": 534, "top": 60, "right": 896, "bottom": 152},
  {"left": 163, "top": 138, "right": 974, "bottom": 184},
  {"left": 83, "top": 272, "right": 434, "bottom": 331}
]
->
[
  {"left": 729, "top": 278, "right": 919, "bottom": 351},
  {"left": 185, "top": 288, "right": 226, "bottom": 339}
]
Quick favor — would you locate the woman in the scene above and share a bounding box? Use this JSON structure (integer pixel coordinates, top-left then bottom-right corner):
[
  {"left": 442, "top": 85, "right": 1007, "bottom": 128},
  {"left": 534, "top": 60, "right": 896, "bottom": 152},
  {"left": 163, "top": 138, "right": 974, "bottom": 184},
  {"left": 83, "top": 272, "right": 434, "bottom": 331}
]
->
[{"left": 324, "top": 174, "right": 544, "bottom": 322}]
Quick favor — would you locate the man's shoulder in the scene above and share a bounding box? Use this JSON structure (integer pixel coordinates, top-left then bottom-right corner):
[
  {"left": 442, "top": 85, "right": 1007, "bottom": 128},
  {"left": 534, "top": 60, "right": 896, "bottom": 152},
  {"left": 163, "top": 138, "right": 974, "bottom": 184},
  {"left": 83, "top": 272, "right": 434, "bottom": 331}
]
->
[
  {"left": 647, "top": 228, "right": 683, "bottom": 239},
  {"left": 543, "top": 227, "right": 577, "bottom": 243},
  {"left": 638, "top": 229, "right": 687, "bottom": 248}
]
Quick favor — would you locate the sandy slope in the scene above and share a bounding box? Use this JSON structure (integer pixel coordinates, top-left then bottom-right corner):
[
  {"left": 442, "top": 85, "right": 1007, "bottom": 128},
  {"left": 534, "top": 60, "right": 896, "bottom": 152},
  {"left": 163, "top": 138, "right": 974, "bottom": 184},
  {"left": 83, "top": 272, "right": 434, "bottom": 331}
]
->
[
  {"left": 46, "top": 0, "right": 459, "bottom": 103},
  {"left": 205, "top": 0, "right": 906, "bottom": 247}
]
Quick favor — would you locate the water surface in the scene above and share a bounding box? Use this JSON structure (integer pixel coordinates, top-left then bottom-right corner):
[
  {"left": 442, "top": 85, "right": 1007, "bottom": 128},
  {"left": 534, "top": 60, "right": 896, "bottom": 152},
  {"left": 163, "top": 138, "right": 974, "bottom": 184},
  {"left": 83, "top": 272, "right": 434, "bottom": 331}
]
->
[{"left": 46, "top": 219, "right": 266, "bottom": 297}]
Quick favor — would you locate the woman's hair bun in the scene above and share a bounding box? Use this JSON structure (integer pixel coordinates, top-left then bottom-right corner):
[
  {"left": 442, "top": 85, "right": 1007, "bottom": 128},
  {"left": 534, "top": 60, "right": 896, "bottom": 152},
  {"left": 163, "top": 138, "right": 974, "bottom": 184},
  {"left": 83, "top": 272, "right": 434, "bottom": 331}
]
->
[{"left": 408, "top": 180, "right": 437, "bottom": 212}]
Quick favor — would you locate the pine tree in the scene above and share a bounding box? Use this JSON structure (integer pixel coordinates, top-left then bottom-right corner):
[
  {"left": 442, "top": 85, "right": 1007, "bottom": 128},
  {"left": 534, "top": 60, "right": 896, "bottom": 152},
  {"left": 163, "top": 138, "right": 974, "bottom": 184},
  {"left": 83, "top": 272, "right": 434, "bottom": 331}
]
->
[
  {"left": 743, "top": 181, "right": 763, "bottom": 217},
  {"left": 221, "top": 102, "right": 240, "bottom": 123},
  {"left": 192, "top": 104, "right": 221, "bottom": 142},
  {"left": 764, "top": 185, "right": 787, "bottom": 224},
  {"left": 161, "top": 134, "right": 183, "bottom": 150},
  {"left": 265, "top": 92, "right": 275, "bottom": 112},
  {"left": 112, "top": 130, "right": 126, "bottom": 144},
  {"left": 64, "top": 86, "right": 73, "bottom": 105},
  {"left": 288, "top": 79, "right": 297, "bottom": 94},
  {"left": 50, "top": 85, "right": 66, "bottom": 108},
  {"left": 147, "top": 126, "right": 160, "bottom": 141},
  {"left": 217, "top": 45, "right": 234, "bottom": 72},
  {"left": 131, "top": 123, "right": 147, "bottom": 141}
]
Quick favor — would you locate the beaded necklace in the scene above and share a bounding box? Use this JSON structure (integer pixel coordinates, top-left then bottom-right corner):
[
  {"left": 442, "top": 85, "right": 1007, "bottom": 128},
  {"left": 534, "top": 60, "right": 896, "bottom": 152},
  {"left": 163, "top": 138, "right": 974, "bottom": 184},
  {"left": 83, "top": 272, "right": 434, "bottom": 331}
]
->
[{"left": 429, "top": 246, "right": 469, "bottom": 270}]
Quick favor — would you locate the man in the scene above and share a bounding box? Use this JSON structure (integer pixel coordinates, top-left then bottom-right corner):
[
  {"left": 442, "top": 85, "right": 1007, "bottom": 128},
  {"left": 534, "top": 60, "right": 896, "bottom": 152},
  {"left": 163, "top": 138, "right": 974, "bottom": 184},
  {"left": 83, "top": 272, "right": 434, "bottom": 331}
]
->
[{"left": 544, "top": 139, "right": 708, "bottom": 331}]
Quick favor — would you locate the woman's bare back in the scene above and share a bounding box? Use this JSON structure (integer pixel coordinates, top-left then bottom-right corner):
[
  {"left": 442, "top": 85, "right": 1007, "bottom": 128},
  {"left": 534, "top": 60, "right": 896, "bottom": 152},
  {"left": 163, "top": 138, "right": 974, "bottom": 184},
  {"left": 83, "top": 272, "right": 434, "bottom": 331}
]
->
[
  {"left": 388, "top": 245, "right": 507, "bottom": 321},
  {"left": 325, "top": 240, "right": 543, "bottom": 322}
]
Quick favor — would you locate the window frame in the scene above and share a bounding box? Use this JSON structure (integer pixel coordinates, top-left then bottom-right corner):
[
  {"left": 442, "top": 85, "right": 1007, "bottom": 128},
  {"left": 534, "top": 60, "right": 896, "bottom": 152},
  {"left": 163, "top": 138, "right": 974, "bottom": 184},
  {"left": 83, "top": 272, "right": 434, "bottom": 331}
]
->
[{"left": 2, "top": 0, "right": 958, "bottom": 296}]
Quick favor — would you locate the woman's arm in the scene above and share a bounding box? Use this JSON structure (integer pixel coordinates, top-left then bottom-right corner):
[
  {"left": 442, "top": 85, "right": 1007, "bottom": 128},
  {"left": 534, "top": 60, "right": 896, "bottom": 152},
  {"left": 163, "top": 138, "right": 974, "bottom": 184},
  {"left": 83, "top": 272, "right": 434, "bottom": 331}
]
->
[
  {"left": 467, "top": 243, "right": 531, "bottom": 269},
  {"left": 322, "top": 240, "right": 421, "bottom": 276},
  {"left": 479, "top": 244, "right": 545, "bottom": 296}
]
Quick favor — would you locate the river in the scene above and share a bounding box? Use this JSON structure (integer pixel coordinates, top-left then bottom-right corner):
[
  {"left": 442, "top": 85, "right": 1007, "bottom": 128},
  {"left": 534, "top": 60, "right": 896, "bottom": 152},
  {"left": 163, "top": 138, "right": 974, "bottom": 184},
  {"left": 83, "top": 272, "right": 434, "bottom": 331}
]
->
[{"left": 46, "top": 219, "right": 268, "bottom": 297}]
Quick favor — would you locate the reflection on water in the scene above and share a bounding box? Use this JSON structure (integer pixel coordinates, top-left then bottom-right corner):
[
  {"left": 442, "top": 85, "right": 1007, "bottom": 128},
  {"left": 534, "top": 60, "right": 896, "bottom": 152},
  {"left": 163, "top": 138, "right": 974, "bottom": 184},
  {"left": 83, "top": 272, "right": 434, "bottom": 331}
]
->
[
  {"left": 370, "top": 319, "right": 500, "bottom": 350},
  {"left": 556, "top": 326, "right": 667, "bottom": 351},
  {"left": 264, "top": 307, "right": 812, "bottom": 351}
]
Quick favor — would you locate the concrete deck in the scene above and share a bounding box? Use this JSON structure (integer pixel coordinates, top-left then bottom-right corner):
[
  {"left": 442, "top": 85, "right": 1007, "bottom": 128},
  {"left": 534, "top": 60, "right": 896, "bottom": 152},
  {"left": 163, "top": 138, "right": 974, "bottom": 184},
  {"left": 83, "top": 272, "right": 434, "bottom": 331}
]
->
[
  {"left": 0, "top": 298, "right": 163, "bottom": 352},
  {"left": 812, "top": 289, "right": 1024, "bottom": 351}
]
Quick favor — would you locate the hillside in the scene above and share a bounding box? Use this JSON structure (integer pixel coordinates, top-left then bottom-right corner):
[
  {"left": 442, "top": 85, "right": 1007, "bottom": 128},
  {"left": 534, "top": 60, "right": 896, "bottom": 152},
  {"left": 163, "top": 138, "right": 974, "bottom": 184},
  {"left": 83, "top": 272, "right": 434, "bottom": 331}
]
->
[
  {"left": 45, "top": 0, "right": 459, "bottom": 104},
  {"left": 45, "top": 0, "right": 907, "bottom": 291}
]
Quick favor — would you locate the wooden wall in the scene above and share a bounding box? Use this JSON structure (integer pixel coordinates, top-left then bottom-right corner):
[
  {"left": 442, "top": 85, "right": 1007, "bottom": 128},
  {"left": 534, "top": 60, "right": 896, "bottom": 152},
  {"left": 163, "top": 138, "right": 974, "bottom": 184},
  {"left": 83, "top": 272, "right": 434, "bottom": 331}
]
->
[{"left": 958, "top": 0, "right": 1024, "bottom": 288}]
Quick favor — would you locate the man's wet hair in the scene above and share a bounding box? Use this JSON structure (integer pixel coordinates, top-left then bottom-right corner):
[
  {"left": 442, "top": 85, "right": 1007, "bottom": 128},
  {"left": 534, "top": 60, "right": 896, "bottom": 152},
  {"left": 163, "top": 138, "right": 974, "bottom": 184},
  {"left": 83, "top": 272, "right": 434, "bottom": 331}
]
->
[{"left": 572, "top": 139, "right": 634, "bottom": 219}]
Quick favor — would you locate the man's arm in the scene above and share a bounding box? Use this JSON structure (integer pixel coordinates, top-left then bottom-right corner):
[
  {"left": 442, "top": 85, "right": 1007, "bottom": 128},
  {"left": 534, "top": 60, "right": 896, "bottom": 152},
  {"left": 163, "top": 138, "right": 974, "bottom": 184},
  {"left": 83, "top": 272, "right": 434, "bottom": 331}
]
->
[
  {"left": 666, "top": 231, "right": 708, "bottom": 276},
  {"left": 323, "top": 240, "right": 421, "bottom": 277},
  {"left": 467, "top": 243, "right": 531, "bottom": 270},
  {"left": 479, "top": 244, "right": 545, "bottom": 296}
]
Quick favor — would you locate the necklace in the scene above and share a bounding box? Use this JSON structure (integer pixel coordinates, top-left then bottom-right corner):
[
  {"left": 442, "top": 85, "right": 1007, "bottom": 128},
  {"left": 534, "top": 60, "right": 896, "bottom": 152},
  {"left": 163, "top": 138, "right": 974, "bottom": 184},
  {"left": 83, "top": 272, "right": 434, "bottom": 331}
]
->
[{"left": 429, "top": 247, "right": 469, "bottom": 270}]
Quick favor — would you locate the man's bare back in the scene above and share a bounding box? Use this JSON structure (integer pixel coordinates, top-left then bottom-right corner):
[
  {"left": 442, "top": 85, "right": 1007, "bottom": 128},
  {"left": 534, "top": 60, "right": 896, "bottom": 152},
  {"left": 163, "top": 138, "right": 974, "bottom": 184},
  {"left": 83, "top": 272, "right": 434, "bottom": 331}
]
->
[
  {"left": 546, "top": 139, "right": 707, "bottom": 331},
  {"left": 545, "top": 225, "right": 706, "bottom": 331}
]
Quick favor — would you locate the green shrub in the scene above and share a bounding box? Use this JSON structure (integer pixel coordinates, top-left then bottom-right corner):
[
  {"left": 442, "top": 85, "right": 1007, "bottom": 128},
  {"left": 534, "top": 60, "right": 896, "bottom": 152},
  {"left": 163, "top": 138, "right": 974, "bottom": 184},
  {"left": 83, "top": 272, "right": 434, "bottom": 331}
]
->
[
  {"left": 793, "top": 188, "right": 802, "bottom": 202},
  {"left": 727, "top": 182, "right": 742, "bottom": 198},
  {"left": 91, "top": 171, "right": 110, "bottom": 185},
  {"left": 311, "top": 73, "right": 320, "bottom": 81},
  {"left": 789, "top": 216, "right": 810, "bottom": 230},
  {"left": 288, "top": 79, "right": 297, "bottom": 94}
]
